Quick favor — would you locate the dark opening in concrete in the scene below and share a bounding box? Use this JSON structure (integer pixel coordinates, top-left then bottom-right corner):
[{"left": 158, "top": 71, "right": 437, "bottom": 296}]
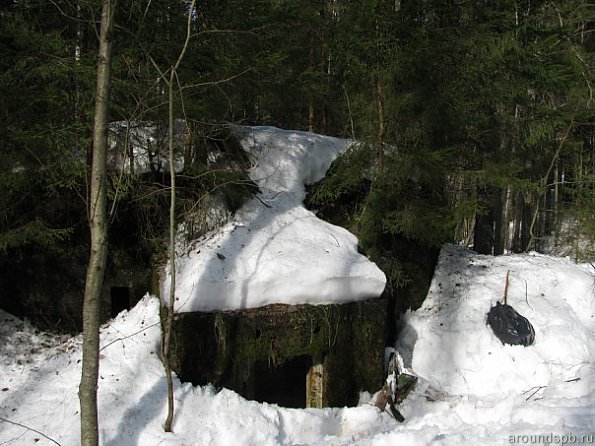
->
[
  {"left": 254, "top": 355, "right": 312, "bottom": 408},
  {"left": 110, "top": 286, "right": 131, "bottom": 318}
]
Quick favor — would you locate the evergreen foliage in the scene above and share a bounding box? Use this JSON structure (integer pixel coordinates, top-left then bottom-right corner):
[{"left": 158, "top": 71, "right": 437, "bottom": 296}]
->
[{"left": 0, "top": 2, "right": 91, "bottom": 255}]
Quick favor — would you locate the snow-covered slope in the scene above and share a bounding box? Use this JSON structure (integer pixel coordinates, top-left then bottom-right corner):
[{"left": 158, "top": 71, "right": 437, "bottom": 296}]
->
[
  {"left": 1, "top": 246, "right": 593, "bottom": 446},
  {"left": 398, "top": 244, "right": 595, "bottom": 398},
  {"left": 161, "top": 126, "right": 387, "bottom": 312}
]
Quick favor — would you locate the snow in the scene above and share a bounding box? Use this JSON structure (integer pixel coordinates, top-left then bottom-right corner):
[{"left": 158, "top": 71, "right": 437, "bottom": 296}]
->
[
  {"left": 2, "top": 127, "right": 594, "bottom": 445},
  {"left": 1, "top": 245, "right": 593, "bottom": 445},
  {"left": 108, "top": 120, "right": 187, "bottom": 174},
  {"left": 161, "top": 126, "right": 387, "bottom": 312}
]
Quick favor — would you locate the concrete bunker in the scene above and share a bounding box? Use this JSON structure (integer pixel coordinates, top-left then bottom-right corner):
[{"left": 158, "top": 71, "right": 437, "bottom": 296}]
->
[
  {"left": 254, "top": 354, "right": 313, "bottom": 408},
  {"left": 166, "top": 297, "right": 387, "bottom": 408}
]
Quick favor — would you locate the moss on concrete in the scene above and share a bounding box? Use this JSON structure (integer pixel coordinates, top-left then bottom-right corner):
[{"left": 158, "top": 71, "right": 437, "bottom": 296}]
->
[{"left": 166, "top": 297, "right": 387, "bottom": 408}]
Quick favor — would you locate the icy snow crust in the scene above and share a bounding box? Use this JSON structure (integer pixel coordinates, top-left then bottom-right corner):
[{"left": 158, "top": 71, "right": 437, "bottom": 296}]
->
[
  {"left": 1, "top": 247, "right": 593, "bottom": 445},
  {"left": 162, "top": 126, "right": 387, "bottom": 312}
]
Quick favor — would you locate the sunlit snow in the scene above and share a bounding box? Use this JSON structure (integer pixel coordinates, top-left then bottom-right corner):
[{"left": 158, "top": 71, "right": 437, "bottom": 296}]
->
[
  {"left": 1, "top": 126, "right": 593, "bottom": 445},
  {"left": 161, "top": 126, "right": 387, "bottom": 312},
  {"left": 1, "top": 245, "right": 593, "bottom": 445}
]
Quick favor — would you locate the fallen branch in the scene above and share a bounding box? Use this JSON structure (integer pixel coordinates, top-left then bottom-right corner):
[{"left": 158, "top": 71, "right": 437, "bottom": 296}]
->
[
  {"left": 99, "top": 321, "right": 160, "bottom": 352},
  {"left": 522, "top": 385, "right": 547, "bottom": 401},
  {"left": 255, "top": 195, "right": 272, "bottom": 208},
  {"left": 524, "top": 279, "right": 532, "bottom": 310},
  {"left": 564, "top": 377, "right": 581, "bottom": 383},
  {"left": 0, "top": 417, "right": 61, "bottom": 446}
]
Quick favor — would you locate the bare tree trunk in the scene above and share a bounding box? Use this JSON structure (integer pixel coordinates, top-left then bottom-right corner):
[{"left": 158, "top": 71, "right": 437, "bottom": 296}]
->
[
  {"left": 162, "top": 70, "right": 176, "bottom": 432},
  {"left": 308, "top": 33, "right": 315, "bottom": 132},
  {"left": 553, "top": 162, "right": 560, "bottom": 246},
  {"left": 474, "top": 186, "right": 497, "bottom": 255},
  {"left": 511, "top": 193, "right": 523, "bottom": 253},
  {"left": 526, "top": 118, "right": 575, "bottom": 251},
  {"left": 79, "top": 1, "right": 115, "bottom": 445},
  {"left": 375, "top": 77, "right": 385, "bottom": 173},
  {"left": 493, "top": 189, "right": 506, "bottom": 255},
  {"left": 342, "top": 84, "right": 356, "bottom": 139},
  {"left": 161, "top": 0, "right": 196, "bottom": 432}
]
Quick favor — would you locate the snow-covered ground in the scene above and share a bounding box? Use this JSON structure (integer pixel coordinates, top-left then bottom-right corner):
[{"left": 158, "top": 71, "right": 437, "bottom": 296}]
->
[{"left": 1, "top": 245, "right": 593, "bottom": 445}]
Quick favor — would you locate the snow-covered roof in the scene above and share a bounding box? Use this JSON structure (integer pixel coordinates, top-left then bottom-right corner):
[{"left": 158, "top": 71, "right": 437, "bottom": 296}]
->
[{"left": 162, "top": 126, "right": 387, "bottom": 312}]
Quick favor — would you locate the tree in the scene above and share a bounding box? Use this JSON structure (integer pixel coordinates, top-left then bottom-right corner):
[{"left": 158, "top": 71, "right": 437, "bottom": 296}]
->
[
  {"left": 79, "top": 1, "right": 115, "bottom": 445},
  {"left": 154, "top": 0, "right": 197, "bottom": 431}
]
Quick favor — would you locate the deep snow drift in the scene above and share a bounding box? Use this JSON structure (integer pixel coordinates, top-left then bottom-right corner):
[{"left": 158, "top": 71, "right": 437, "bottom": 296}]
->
[
  {"left": 1, "top": 245, "right": 593, "bottom": 446},
  {"left": 161, "top": 126, "right": 387, "bottom": 312}
]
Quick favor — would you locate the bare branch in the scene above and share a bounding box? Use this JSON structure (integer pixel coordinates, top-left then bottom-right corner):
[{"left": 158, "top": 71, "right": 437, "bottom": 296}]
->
[
  {"left": 180, "top": 68, "right": 253, "bottom": 91},
  {"left": 0, "top": 417, "right": 61, "bottom": 446},
  {"left": 99, "top": 321, "right": 161, "bottom": 352}
]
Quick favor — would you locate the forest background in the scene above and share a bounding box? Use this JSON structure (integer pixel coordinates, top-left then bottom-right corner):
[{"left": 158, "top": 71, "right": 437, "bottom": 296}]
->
[{"left": 1, "top": 0, "right": 593, "bottom": 316}]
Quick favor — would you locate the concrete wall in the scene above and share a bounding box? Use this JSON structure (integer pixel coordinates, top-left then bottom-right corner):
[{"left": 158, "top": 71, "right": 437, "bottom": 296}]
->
[{"left": 167, "top": 297, "right": 387, "bottom": 408}]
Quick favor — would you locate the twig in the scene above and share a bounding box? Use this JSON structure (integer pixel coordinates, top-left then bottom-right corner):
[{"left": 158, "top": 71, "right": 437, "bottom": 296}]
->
[
  {"left": 522, "top": 385, "right": 547, "bottom": 401},
  {"left": 330, "top": 233, "right": 340, "bottom": 247},
  {"left": 0, "top": 430, "right": 26, "bottom": 445},
  {"left": 524, "top": 279, "right": 532, "bottom": 310},
  {"left": 564, "top": 377, "right": 581, "bottom": 383},
  {"left": 99, "top": 321, "right": 160, "bottom": 352},
  {"left": 0, "top": 417, "right": 61, "bottom": 446},
  {"left": 503, "top": 270, "right": 510, "bottom": 305},
  {"left": 255, "top": 195, "right": 272, "bottom": 208},
  {"left": 180, "top": 68, "right": 252, "bottom": 91}
]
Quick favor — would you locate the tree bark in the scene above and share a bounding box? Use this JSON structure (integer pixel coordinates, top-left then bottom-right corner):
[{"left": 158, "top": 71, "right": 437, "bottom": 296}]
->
[
  {"left": 474, "top": 186, "right": 496, "bottom": 255},
  {"left": 161, "top": 0, "right": 196, "bottom": 432},
  {"left": 493, "top": 189, "right": 508, "bottom": 255},
  {"left": 162, "top": 67, "right": 177, "bottom": 433},
  {"left": 308, "top": 32, "right": 315, "bottom": 132},
  {"left": 473, "top": 208, "right": 494, "bottom": 254},
  {"left": 375, "top": 77, "right": 385, "bottom": 173},
  {"left": 79, "top": 2, "right": 114, "bottom": 446}
]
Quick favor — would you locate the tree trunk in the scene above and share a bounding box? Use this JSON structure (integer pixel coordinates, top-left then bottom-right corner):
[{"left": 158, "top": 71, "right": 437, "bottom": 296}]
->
[
  {"left": 79, "top": 1, "right": 114, "bottom": 446},
  {"left": 473, "top": 208, "right": 494, "bottom": 254},
  {"left": 308, "top": 32, "right": 315, "bottom": 132},
  {"left": 162, "top": 69, "right": 176, "bottom": 432},
  {"left": 375, "top": 77, "right": 385, "bottom": 173},
  {"left": 161, "top": 1, "right": 196, "bottom": 432},
  {"left": 493, "top": 189, "right": 507, "bottom": 255},
  {"left": 474, "top": 186, "right": 496, "bottom": 255},
  {"left": 503, "top": 185, "right": 514, "bottom": 252},
  {"left": 511, "top": 193, "right": 524, "bottom": 253}
]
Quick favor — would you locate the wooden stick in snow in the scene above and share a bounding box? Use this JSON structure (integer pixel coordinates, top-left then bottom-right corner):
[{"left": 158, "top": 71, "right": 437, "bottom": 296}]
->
[{"left": 504, "top": 270, "right": 510, "bottom": 305}]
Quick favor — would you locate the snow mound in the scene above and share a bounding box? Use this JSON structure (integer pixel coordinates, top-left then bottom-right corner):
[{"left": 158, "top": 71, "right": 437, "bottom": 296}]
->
[
  {"left": 1, "top": 247, "right": 594, "bottom": 445},
  {"left": 397, "top": 244, "right": 595, "bottom": 399},
  {"left": 162, "top": 126, "right": 387, "bottom": 312},
  {"left": 0, "top": 296, "right": 392, "bottom": 445}
]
